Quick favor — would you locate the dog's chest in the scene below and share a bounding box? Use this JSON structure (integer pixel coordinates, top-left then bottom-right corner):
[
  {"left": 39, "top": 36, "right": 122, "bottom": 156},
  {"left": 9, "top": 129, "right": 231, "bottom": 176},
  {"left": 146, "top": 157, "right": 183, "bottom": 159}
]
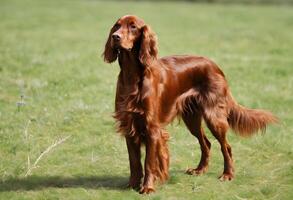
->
[
  {"left": 115, "top": 107, "right": 147, "bottom": 137},
  {"left": 115, "top": 85, "right": 148, "bottom": 136}
]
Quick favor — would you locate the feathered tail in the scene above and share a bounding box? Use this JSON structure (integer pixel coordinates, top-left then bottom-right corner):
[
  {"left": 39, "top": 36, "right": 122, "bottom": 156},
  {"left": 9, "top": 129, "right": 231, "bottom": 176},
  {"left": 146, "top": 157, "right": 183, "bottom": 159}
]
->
[{"left": 228, "top": 102, "right": 278, "bottom": 137}]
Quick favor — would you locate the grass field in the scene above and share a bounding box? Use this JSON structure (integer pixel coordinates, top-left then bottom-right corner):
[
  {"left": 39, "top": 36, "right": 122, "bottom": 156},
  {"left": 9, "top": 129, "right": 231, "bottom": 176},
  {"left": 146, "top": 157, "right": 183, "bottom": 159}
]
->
[{"left": 0, "top": 0, "right": 293, "bottom": 199}]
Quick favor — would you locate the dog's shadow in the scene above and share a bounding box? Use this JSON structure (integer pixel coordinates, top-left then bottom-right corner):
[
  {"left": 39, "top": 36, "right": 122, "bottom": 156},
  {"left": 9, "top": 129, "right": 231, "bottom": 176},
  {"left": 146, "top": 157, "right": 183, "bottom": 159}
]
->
[{"left": 0, "top": 175, "right": 129, "bottom": 192}]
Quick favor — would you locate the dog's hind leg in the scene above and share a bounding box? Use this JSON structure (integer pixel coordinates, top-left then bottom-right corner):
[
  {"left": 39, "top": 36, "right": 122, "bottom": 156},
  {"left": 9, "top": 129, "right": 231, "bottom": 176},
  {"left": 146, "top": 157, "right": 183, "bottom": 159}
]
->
[
  {"left": 182, "top": 110, "right": 211, "bottom": 175},
  {"left": 203, "top": 107, "right": 234, "bottom": 181}
]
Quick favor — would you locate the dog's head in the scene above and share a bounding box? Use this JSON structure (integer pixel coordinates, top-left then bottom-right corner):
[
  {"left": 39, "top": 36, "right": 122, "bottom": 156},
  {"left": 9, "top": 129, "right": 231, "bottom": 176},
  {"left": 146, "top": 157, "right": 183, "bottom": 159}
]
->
[{"left": 103, "top": 15, "right": 158, "bottom": 66}]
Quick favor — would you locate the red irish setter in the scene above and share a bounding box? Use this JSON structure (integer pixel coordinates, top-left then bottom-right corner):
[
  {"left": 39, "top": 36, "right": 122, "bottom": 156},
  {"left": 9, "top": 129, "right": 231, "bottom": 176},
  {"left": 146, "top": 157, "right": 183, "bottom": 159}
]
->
[{"left": 103, "top": 15, "right": 277, "bottom": 194}]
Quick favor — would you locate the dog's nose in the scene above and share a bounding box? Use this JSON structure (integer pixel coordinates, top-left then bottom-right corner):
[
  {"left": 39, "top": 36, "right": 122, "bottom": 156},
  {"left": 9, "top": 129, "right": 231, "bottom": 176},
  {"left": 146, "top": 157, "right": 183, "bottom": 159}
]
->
[{"left": 112, "top": 34, "right": 121, "bottom": 42}]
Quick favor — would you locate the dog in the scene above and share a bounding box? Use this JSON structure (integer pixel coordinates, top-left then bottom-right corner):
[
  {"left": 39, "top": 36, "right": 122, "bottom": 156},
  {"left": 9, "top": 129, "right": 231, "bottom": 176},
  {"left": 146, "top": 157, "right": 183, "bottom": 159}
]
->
[{"left": 103, "top": 15, "right": 277, "bottom": 194}]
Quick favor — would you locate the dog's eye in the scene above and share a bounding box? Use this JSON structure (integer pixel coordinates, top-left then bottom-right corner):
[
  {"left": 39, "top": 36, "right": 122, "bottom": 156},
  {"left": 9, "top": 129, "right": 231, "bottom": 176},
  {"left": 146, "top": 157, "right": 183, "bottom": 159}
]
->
[
  {"left": 114, "top": 24, "right": 121, "bottom": 29},
  {"left": 130, "top": 24, "right": 137, "bottom": 30}
]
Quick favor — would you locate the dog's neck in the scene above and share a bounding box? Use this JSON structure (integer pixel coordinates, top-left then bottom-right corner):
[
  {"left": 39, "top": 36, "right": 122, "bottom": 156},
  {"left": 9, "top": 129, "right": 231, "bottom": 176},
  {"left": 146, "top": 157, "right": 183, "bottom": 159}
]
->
[{"left": 118, "top": 48, "right": 144, "bottom": 85}]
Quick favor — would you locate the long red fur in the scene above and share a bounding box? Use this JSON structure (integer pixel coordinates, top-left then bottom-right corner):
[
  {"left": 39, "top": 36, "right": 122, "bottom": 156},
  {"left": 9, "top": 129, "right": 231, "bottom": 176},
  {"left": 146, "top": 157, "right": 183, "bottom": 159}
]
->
[{"left": 228, "top": 101, "right": 277, "bottom": 136}]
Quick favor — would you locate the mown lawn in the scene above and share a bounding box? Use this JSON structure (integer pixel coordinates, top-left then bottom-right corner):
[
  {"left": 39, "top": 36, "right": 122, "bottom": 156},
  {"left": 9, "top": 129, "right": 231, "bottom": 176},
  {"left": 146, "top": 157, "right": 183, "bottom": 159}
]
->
[{"left": 0, "top": 0, "right": 292, "bottom": 199}]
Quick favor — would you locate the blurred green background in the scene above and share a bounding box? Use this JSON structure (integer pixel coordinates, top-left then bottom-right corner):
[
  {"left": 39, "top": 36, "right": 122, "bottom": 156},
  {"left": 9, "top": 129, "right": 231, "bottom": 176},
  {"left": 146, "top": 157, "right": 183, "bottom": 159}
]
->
[
  {"left": 126, "top": 0, "right": 293, "bottom": 4},
  {"left": 0, "top": 0, "right": 292, "bottom": 199}
]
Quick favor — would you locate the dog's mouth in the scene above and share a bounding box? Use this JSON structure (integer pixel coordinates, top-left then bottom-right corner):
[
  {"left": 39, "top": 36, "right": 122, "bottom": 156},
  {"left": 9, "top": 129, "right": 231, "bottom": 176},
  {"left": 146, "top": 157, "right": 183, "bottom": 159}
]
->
[
  {"left": 112, "top": 40, "right": 120, "bottom": 47},
  {"left": 113, "top": 42, "right": 132, "bottom": 51}
]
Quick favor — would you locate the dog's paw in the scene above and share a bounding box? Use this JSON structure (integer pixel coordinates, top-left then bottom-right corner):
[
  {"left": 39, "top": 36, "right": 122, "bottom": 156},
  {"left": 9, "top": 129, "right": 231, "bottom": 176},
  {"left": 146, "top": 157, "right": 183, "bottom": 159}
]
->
[
  {"left": 127, "top": 182, "right": 140, "bottom": 191},
  {"left": 127, "top": 178, "right": 142, "bottom": 191},
  {"left": 185, "top": 167, "right": 208, "bottom": 175},
  {"left": 219, "top": 173, "right": 234, "bottom": 181},
  {"left": 139, "top": 186, "right": 155, "bottom": 194}
]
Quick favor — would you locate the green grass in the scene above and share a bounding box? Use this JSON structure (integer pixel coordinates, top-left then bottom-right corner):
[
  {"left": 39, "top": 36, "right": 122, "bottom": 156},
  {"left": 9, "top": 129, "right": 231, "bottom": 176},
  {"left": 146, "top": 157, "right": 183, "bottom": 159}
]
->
[{"left": 0, "top": 0, "right": 292, "bottom": 199}]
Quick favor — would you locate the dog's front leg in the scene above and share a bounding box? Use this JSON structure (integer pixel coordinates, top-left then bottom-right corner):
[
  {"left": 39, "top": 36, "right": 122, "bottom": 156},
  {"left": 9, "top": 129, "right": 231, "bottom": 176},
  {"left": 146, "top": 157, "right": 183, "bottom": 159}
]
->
[
  {"left": 126, "top": 135, "right": 143, "bottom": 190},
  {"left": 140, "top": 131, "right": 158, "bottom": 194},
  {"left": 140, "top": 127, "right": 169, "bottom": 194}
]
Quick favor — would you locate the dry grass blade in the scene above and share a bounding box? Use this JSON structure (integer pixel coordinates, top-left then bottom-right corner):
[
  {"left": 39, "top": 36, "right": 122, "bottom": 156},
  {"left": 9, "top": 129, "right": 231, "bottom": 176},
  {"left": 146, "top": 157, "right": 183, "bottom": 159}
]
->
[{"left": 25, "top": 136, "right": 71, "bottom": 177}]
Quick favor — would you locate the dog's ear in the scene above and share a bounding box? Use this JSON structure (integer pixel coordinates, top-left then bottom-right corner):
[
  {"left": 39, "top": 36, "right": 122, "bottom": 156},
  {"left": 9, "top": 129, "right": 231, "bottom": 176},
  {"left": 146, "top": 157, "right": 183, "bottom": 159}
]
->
[
  {"left": 103, "top": 26, "right": 118, "bottom": 63},
  {"left": 139, "top": 25, "right": 158, "bottom": 67}
]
